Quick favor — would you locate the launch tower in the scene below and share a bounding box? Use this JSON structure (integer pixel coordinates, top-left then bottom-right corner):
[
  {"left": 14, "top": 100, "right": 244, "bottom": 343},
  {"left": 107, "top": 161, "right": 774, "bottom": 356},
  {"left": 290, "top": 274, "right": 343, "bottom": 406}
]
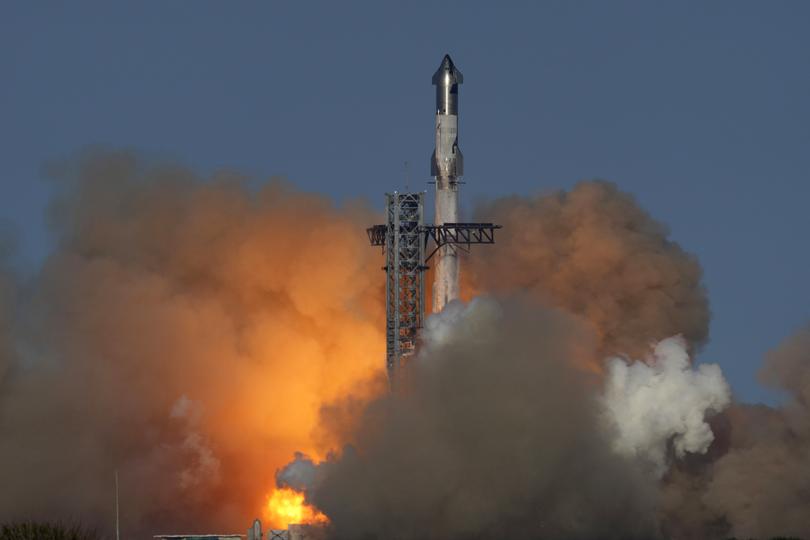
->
[{"left": 368, "top": 55, "right": 500, "bottom": 386}]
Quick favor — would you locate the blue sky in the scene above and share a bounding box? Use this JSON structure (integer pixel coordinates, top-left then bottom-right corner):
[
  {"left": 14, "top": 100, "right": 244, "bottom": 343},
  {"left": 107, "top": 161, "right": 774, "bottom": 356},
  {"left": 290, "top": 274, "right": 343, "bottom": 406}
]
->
[{"left": 1, "top": 1, "right": 808, "bottom": 404}]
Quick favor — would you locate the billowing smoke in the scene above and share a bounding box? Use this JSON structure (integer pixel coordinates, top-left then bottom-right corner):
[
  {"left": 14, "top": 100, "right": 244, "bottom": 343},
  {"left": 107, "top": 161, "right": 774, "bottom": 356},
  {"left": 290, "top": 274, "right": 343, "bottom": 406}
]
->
[
  {"left": 465, "top": 181, "right": 709, "bottom": 359},
  {"left": 295, "top": 298, "right": 661, "bottom": 540},
  {"left": 284, "top": 300, "right": 730, "bottom": 540},
  {"left": 1, "top": 150, "right": 808, "bottom": 539},
  {"left": 0, "top": 151, "right": 387, "bottom": 535}
]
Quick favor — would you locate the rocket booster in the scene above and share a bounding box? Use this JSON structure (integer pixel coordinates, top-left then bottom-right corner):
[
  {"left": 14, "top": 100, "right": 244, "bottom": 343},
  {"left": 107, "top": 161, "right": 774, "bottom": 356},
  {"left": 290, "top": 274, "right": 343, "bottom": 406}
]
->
[{"left": 431, "top": 54, "right": 463, "bottom": 313}]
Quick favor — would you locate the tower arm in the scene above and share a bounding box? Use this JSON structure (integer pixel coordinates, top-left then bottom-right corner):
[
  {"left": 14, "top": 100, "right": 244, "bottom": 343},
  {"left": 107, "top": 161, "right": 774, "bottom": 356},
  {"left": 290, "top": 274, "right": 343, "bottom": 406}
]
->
[{"left": 423, "top": 223, "right": 501, "bottom": 261}]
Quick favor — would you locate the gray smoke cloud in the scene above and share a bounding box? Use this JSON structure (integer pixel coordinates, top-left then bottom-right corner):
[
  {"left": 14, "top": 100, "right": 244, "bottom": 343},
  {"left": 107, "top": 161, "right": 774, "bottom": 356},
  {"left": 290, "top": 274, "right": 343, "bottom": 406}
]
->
[
  {"left": 299, "top": 298, "right": 662, "bottom": 540},
  {"left": 289, "top": 298, "right": 736, "bottom": 540}
]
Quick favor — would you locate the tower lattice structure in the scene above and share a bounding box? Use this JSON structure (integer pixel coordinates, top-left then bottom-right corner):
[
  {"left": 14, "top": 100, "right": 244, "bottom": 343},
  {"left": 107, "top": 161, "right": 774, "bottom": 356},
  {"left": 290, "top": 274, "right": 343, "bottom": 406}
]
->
[{"left": 368, "top": 192, "right": 500, "bottom": 386}]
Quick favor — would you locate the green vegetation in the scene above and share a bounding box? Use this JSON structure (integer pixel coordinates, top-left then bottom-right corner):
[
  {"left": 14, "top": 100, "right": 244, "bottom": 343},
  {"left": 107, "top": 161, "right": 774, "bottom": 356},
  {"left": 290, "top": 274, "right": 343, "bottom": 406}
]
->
[{"left": 0, "top": 522, "right": 101, "bottom": 540}]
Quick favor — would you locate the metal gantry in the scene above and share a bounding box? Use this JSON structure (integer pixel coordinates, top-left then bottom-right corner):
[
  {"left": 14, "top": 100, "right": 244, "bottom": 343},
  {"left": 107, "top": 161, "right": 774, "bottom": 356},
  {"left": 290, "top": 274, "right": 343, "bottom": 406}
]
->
[
  {"left": 374, "top": 192, "right": 425, "bottom": 386},
  {"left": 368, "top": 192, "right": 501, "bottom": 386}
]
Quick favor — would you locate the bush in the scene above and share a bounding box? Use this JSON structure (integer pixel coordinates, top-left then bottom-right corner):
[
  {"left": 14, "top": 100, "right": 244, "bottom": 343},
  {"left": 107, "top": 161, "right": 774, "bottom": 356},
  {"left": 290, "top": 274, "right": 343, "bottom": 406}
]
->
[{"left": 0, "top": 522, "right": 101, "bottom": 540}]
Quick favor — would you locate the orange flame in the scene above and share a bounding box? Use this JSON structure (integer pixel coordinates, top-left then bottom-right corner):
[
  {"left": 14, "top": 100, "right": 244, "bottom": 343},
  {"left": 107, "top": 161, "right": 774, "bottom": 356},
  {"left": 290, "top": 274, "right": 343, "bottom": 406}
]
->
[{"left": 264, "top": 487, "right": 329, "bottom": 529}]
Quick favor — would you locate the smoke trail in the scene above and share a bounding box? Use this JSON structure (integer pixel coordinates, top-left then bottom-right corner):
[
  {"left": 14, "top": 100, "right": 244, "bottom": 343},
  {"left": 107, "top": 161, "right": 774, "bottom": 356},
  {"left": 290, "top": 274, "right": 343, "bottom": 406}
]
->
[
  {"left": 0, "top": 151, "right": 386, "bottom": 535},
  {"left": 466, "top": 181, "right": 709, "bottom": 359}
]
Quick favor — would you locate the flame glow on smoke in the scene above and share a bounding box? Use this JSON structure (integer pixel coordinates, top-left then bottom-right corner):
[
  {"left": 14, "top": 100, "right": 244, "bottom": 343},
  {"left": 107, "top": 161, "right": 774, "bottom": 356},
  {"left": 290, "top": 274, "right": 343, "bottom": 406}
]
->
[{"left": 264, "top": 487, "right": 329, "bottom": 529}]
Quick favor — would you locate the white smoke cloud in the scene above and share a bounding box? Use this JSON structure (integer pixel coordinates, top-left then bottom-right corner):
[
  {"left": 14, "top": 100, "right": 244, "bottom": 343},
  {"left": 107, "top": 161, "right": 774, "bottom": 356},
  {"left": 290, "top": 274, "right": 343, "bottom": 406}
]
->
[{"left": 601, "top": 336, "right": 731, "bottom": 477}]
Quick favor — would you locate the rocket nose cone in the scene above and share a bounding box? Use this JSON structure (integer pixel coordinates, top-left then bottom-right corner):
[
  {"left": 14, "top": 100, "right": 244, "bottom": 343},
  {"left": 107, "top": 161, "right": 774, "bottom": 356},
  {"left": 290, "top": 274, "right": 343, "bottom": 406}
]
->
[{"left": 432, "top": 54, "right": 463, "bottom": 85}]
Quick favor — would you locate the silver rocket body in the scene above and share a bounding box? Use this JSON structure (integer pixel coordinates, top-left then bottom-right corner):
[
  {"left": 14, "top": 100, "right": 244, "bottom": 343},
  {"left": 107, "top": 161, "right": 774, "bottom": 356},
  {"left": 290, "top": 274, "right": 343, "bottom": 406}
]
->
[{"left": 431, "top": 54, "right": 464, "bottom": 313}]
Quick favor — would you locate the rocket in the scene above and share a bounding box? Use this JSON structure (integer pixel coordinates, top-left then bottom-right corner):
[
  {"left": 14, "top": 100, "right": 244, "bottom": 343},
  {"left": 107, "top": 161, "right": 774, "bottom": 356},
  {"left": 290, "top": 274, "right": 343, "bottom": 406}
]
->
[{"left": 431, "top": 54, "right": 464, "bottom": 313}]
